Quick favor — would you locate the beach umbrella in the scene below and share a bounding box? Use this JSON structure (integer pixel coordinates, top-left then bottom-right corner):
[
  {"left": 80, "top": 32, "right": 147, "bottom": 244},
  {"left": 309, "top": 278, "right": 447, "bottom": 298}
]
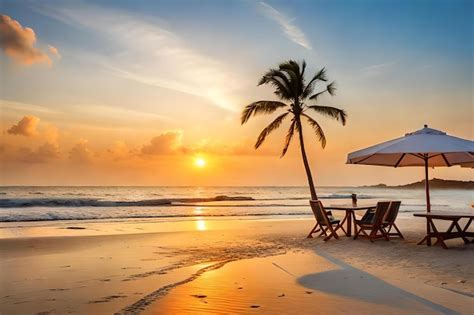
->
[{"left": 346, "top": 125, "right": 474, "bottom": 212}]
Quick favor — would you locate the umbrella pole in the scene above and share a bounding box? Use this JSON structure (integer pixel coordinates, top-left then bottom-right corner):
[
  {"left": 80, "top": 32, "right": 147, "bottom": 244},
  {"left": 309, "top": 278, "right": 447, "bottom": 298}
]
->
[
  {"left": 424, "top": 157, "right": 432, "bottom": 246},
  {"left": 424, "top": 158, "right": 431, "bottom": 212}
]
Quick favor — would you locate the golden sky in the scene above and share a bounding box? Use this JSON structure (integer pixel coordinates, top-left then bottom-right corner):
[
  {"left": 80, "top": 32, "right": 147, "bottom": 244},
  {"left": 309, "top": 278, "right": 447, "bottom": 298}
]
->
[{"left": 0, "top": 1, "right": 472, "bottom": 186}]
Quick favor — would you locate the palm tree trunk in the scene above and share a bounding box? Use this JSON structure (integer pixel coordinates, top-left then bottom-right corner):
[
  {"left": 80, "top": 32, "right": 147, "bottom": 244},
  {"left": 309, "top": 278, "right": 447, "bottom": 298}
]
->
[{"left": 296, "top": 118, "right": 318, "bottom": 200}]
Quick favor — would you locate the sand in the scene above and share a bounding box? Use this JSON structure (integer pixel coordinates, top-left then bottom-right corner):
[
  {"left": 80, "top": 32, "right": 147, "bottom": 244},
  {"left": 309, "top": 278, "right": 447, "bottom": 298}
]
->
[{"left": 0, "top": 215, "right": 473, "bottom": 314}]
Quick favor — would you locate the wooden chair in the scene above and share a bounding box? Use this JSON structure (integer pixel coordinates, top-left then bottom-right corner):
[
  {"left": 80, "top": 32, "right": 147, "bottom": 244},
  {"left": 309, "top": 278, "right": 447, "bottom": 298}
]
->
[
  {"left": 381, "top": 201, "right": 404, "bottom": 239},
  {"left": 354, "top": 201, "right": 391, "bottom": 242},
  {"left": 307, "top": 200, "right": 342, "bottom": 241}
]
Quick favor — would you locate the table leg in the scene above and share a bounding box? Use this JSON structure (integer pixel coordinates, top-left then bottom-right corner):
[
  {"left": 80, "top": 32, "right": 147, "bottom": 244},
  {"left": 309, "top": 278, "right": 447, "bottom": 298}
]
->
[
  {"left": 418, "top": 218, "right": 433, "bottom": 246},
  {"left": 453, "top": 220, "right": 470, "bottom": 244},
  {"left": 426, "top": 219, "right": 432, "bottom": 246},
  {"left": 462, "top": 218, "right": 472, "bottom": 233},
  {"left": 347, "top": 211, "right": 352, "bottom": 237},
  {"left": 429, "top": 219, "right": 449, "bottom": 249},
  {"left": 446, "top": 220, "right": 457, "bottom": 233}
]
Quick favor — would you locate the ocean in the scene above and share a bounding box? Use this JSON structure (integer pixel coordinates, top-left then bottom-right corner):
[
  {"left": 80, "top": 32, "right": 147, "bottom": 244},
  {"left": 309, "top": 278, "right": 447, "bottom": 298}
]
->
[{"left": 0, "top": 186, "right": 472, "bottom": 222}]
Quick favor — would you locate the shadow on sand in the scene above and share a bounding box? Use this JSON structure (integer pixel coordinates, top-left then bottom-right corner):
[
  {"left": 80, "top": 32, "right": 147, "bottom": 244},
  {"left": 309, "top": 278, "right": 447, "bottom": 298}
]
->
[{"left": 297, "top": 249, "right": 459, "bottom": 315}]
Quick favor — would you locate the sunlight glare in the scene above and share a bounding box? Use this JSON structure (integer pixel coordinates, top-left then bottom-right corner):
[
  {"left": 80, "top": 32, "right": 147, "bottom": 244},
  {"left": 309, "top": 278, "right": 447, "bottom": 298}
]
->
[
  {"left": 195, "top": 158, "right": 206, "bottom": 168},
  {"left": 196, "top": 219, "right": 206, "bottom": 231}
]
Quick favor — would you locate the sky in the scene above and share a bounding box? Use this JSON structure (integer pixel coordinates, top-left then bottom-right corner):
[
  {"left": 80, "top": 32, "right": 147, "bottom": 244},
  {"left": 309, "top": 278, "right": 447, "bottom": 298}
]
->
[{"left": 0, "top": 0, "right": 472, "bottom": 186}]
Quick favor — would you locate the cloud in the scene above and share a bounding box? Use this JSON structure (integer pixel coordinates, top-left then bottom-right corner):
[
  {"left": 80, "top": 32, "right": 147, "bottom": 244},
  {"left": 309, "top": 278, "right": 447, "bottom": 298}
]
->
[
  {"left": 69, "top": 139, "right": 94, "bottom": 163},
  {"left": 7, "top": 115, "right": 40, "bottom": 137},
  {"left": 139, "top": 131, "right": 280, "bottom": 158},
  {"left": 141, "top": 131, "right": 185, "bottom": 155},
  {"left": 36, "top": 5, "right": 243, "bottom": 111},
  {"left": 259, "top": 2, "right": 311, "bottom": 50},
  {"left": 42, "top": 125, "right": 59, "bottom": 144},
  {"left": 106, "top": 141, "right": 137, "bottom": 161},
  {"left": 359, "top": 62, "right": 395, "bottom": 77},
  {"left": 1, "top": 99, "right": 62, "bottom": 115},
  {"left": 17, "top": 142, "right": 60, "bottom": 163},
  {"left": 0, "top": 14, "right": 52, "bottom": 65},
  {"left": 48, "top": 45, "right": 61, "bottom": 59}
]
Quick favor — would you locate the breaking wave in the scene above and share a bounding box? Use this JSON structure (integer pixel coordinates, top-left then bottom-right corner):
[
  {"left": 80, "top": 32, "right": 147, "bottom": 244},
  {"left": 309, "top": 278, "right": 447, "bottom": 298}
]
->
[{"left": 0, "top": 195, "right": 254, "bottom": 208}]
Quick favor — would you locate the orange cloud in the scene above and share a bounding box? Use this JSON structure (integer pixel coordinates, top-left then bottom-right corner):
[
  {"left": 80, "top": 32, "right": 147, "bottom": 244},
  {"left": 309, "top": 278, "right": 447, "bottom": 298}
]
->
[
  {"left": 0, "top": 14, "right": 52, "bottom": 65},
  {"left": 141, "top": 131, "right": 184, "bottom": 155},
  {"left": 106, "top": 141, "right": 137, "bottom": 161},
  {"left": 17, "top": 142, "right": 60, "bottom": 163},
  {"left": 48, "top": 45, "right": 61, "bottom": 59},
  {"left": 69, "top": 139, "right": 94, "bottom": 163},
  {"left": 7, "top": 115, "right": 40, "bottom": 137},
  {"left": 138, "top": 131, "right": 279, "bottom": 158}
]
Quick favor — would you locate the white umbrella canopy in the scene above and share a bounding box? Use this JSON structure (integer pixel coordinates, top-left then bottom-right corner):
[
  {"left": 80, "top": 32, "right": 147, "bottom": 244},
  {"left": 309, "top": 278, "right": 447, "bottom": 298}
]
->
[{"left": 347, "top": 125, "right": 474, "bottom": 211}]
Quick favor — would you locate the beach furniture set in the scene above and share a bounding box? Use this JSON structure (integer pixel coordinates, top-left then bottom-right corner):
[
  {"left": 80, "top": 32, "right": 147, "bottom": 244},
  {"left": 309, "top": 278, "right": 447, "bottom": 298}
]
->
[
  {"left": 308, "top": 199, "right": 473, "bottom": 249},
  {"left": 323, "top": 124, "right": 474, "bottom": 249},
  {"left": 307, "top": 200, "right": 404, "bottom": 242}
]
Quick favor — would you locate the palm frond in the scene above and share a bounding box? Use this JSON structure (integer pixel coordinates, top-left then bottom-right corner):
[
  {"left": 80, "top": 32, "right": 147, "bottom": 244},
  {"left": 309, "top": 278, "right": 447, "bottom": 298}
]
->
[
  {"left": 326, "top": 81, "right": 336, "bottom": 96},
  {"left": 255, "top": 112, "right": 289, "bottom": 149},
  {"left": 279, "top": 60, "right": 300, "bottom": 75},
  {"left": 241, "top": 101, "right": 288, "bottom": 124},
  {"left": 309, "top": 82, "right": 337, "bottom": 101},
  {"left": 278, "top": 61, "right": 301, "bottom": 95},
  {"left": 300, "top": 60, "right": 307, "bottom": 82},
  {"left": 302, "top": 67, "right": 328, "bottom": 98},
  {"left": 258, "top": 69, "right": 293, "bottom": 100},
  {"left": 302, "top": 114, "right": 326, "bottom": 148},
  {"left": 307, "top": 105, "right": 347, "bottom": 126},
  {"left": 281, "top": 119, "right": 296, "bottom": 157}
]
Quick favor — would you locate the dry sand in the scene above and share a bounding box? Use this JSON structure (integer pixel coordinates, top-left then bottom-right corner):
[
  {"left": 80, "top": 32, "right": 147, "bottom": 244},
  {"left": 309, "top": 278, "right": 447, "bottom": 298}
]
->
[{"left": 0, "top": 215, "right": 473, "bottom": 314}]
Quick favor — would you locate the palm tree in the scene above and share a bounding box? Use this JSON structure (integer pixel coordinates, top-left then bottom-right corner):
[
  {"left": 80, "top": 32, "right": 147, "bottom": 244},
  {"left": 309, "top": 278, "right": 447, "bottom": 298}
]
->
[{"left": 241, "top": 60, "right": 347, "bottom": 200}]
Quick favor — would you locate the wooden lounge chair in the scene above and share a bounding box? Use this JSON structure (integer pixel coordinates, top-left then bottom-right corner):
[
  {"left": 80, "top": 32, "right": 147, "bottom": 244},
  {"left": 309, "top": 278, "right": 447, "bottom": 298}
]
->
[
  {"left": 353, "top": 201, "right": 391, "bottom": 242},
  {"left": 382, "top": 201, "right": 404, "bottom": 239},
  {"left": 307, "top": 200, "right": 342, "bottom": 241},
  {"left": 358, "top": 208, "right": 375, "bottom": 223}
]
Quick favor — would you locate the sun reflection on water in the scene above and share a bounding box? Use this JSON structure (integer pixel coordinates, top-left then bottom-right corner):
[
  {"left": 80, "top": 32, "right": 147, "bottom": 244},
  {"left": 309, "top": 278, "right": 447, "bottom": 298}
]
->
[
  {"left": 193, "top": 207, "right": 203, "bottom": 215},
  {"left": 196, "top": 219, "right": 206, "bottom": 231}
]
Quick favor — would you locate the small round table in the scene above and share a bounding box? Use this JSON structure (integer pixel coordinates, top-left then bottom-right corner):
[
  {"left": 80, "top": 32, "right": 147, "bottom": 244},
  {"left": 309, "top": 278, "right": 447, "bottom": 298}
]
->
[{"left": 325, "top": 204, "right": 376, "bottom": 236}]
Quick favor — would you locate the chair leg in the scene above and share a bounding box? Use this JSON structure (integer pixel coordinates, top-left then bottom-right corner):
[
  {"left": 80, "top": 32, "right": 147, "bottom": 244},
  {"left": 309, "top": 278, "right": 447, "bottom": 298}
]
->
[
  {"left": 353, "top": 225, "right": 360, "bottom": 239},
  {"left": 380, "top": 228, "right": 390, "bottom": 241},
  {"left": 360, "top": 228, "right": 372, "bottom": 241},
  {"left": 368, "top": 230, "right": 376, "bottom": 242},
  {"left": 331, "top": 225, "right": 340, "bottom": 240},
  {"left": 338, "top": 223, "right": 347, "bottom": 235},
  {"left": 306, "top": 223, "right": 319, "bottom": 238},
  {"left": 353, "top": 229, "right": 358, "bottom": 239},
  {"left": 392, "top": 223, "right": 404, "bottom": 239},
  {"left": 319, "top": 227, "right": 328, "bottom": 237},
  {"left": 354, "top": 226, "right": 365, "bottom": 239},
  {"left": 333, "top": 223, "right": 344, "bottom": 237},
  {"left": 323, "top": 225, "right": 339, "bottom": 241},
  {"left": 338, "top": 215, "right": 348, "bottom": 235}
]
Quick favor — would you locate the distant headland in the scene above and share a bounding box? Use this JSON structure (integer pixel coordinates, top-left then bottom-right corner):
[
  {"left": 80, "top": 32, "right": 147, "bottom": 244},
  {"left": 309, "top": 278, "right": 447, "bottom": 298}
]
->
[{"left": 361, "top": 178, "right": 474, "bottom": 190}]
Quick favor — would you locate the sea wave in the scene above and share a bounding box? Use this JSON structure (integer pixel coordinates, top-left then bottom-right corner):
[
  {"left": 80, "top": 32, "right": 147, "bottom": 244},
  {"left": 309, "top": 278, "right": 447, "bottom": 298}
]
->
[
  {"left": 0, "top": 195, "right": 254, "bottom": 208},
  {"left": 256, "top": 194, "right": 373, "bottom": 201},
  {"left": 0, "top": 211, "right": 312, "bottom": 223},
  {"left": 0, "top": 193, "right": 377, "bottom": 209}
]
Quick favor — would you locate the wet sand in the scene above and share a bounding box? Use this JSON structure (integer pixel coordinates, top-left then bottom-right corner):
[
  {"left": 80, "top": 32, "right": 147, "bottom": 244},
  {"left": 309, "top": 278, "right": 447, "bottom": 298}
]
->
[{"left": 0, "top": 215, "right": 473, "bottom": 314}]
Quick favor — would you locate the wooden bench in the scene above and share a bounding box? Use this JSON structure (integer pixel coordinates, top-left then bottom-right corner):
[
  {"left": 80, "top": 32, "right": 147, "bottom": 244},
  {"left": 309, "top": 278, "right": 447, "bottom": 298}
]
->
[{"left": 414, "top": 212, "right": 474, "bottom": 249}]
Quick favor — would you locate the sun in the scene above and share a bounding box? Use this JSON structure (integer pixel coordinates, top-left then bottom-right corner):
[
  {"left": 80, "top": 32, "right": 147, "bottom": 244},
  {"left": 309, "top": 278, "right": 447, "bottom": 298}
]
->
[{"left": 195, "top": 157, "right": 206, "bottom": 168}]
